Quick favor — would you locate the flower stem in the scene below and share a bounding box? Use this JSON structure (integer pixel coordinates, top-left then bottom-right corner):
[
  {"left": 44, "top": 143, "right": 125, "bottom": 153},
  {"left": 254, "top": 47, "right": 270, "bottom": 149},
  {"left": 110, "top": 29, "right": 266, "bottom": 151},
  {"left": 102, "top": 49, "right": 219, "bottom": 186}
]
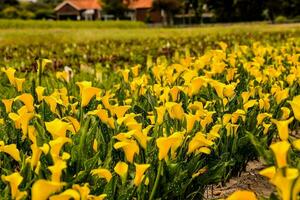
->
[{"left": 149, "top": 161, "right": 163, "bottom": 200}]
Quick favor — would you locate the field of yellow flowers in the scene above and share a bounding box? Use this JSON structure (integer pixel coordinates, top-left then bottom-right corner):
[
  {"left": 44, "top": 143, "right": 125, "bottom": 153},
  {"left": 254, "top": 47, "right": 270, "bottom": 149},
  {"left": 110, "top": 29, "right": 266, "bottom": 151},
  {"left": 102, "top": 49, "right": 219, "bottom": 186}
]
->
[{"left": 0, "top": 32, "right": 300, "bottom": 199}]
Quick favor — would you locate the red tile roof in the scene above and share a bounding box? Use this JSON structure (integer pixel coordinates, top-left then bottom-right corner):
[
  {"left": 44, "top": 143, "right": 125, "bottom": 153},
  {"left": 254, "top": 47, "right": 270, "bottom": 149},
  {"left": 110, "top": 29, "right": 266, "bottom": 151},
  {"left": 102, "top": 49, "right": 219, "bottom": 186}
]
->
[
  {"left": 128, "top": 0, "right": 153, "bottom": 9},
  {"left": 55, "top": 0, "right": 101, "bottom": 11}
]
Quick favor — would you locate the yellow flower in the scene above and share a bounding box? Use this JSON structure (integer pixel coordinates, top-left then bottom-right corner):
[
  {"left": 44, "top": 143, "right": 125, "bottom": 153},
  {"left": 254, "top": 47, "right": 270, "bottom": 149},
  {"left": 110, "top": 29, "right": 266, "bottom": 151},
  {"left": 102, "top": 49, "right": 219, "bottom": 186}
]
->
[
  {"left": 185, "top": 114, "right": 198, "bottom": 133},
  {"left": 256, "top": 113, "right": 272, "bottom": 125},
  {"left": 275, "top": 88, "right": 289, "bottom": 104},
  {"left": 15, "top": 93, "right": 34, "bottom": 112},
  {"left": 49, "top": 137, "right": 72, "bottom": 163},
  {"left": 2, "top": 67, "right": 16, "bottom": 85},
  {"left": 187, "top": 132, "right": 214, "bottom": 154},
  {"left": 114, "top": 161, "right": 128, "bottom": 184},
  {"left": 45, "top": 118, "right": 70, "bottom": 139},
  {"left": 188, "top": 77, "right": 206, "bottom": 96},
  {"left": 156, "top": 132, "right": 184, "bottom": 160},
  {"left": 56, "top": 71, "right": 69, "bottom": 82},
  {"left": 289, "top": 95, "right": 300, "bottom": 121},
  {"left": 9, "top": 106, "right": 34, "bottom": 138},
  {"left": 64, "top": 116, "right": 80, "bottom": 134},
  {"left": 91, "top": 168, "right": 112, "bottom": 182},
  {"left": 31, "top": 180, "right": 64, "bottom": 200},
  {"left": 262, "top": 122, "right": 272, "bottom": 135},
  {"left": 165, "top": 102, "right": 185, "bottom": 120},
  {"left": 44, "top": 96, "right": 58, "bottom": 114},
  {"left": 243, "top": 100, "right": 257, "bottom": 112},
  {"left": 0, "top": 141, "right": 21, "bottom": 161},
  {"left": 223, "top": 84, "right": 236, "bottom": 99},
  {"left": 155, "top": 106, "right": 166, "bottom": 125},
  {"left": 169, "top": 86, "right": 181, "bottom": 101},
  {"left": 131, "top": 65, "right": 140, "bottom": 77},
  {"left": 48, "top": 159, "right": 67, "bottom": 182},
  {"left": 271, "top": 117, "right": 294, "bottom": 140},
  {"left": 111, "top": 105, "right": 131, "bottom": 119},
  {"left": 121, "top": 69, "right": 130, "bottom": 82},
  {"left": 81, "top": 86, "right": 101, "bottom": 107},
  {"left": 49, "top": 189, "right": 80, "bottom": 200},
  {"left": 280, "top": 107, "right": 291, "bottom": 120},
  {"left": 270, "top": 168, "right": 298, "bottom": 200},
  {"left": 114, "top": 140, "right": 139, "bottom": 163},
  {"left": 133, "top": 163, "right": 150, "bottom": 186},
  {"left": 37, "top": 58, "right": 52, "bottom": 73},
  {"left": 227, "top": 190, "right": 257, "bottom": 200},
  {"left": 14, "top": 78, "right": 25, "bottom": 92},
  {"left": 241, "top": 92, "right": 251, "bottom": 104},
  {"left": 293, "top": 139, "right": 300, "bottom": 151},
  {"left": 259, "top": 166, "right": 276, "bottom": 179},
  {"left": 209, "top": 80, "right": 225, "bottom": 98},
  {"left": 270, "top": 141, "right": 290, "bottom": 168},
  {"left": 36, "top": 86, "right": 45, "bottom": 102},
  {"left": 2, "top": 98, "right": 14, "bottom": 113},
  {"left": 207, "top": 124, "right": 221, "bottom": 140},
  {"left": 1, "top": 172, "right": 27, "bottom": 200},
  {"left": 88, "top": 108, "right": 115, "bottom": 129}
]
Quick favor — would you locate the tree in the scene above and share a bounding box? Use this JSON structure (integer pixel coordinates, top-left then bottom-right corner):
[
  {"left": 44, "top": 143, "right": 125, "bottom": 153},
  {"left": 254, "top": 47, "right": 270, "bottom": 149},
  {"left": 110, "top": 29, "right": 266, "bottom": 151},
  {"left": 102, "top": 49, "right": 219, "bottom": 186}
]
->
[
  {"left": 153, "top": 0, "right": 182, "bottom": 25},
  {"left": 101, "top": 0, "right": 128, "bottom": 19}
]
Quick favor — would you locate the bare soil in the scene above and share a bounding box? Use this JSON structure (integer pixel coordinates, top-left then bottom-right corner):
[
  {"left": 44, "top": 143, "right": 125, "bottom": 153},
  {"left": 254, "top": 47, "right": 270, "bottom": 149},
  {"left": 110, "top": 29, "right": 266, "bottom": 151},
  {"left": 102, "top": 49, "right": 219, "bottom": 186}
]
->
[{"left": 204, "top": 160, "right": 275, "bottom": 199}]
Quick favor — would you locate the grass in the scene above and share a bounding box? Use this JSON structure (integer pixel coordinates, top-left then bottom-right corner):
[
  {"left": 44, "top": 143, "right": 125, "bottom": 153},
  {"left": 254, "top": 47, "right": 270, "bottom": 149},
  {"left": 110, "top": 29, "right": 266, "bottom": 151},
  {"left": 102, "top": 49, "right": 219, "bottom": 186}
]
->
[
  {"left": 0, "top": 21, "right": 299, "bottom": 46},
  {"left": 0, "top": 19, "right": 146, "bottom": 29}
]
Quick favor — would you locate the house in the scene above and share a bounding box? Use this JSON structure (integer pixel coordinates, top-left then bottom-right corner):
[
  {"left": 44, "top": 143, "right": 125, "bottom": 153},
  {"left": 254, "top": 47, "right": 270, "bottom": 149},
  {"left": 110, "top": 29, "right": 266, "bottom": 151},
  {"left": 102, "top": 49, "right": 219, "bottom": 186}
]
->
[
  {"left": 126, "top": 0, "right": 163, "bottom": 23},
  {"left": 55, "top": 0, "right": 102, "bottom": 20}
]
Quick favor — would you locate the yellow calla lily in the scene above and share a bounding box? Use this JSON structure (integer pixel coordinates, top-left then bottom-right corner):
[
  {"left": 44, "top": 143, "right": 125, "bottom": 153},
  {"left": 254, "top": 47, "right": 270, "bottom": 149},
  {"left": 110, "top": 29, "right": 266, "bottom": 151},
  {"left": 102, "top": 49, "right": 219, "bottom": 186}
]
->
[
  {"left": 114, "top": 161, "right": 128, "bottom": 184},
  {"left": 270, "top": 168, "right": 298, "bottom": 200},
  {"left": 227, "top": 190, "right": 257, "bottom": 200},
  {"left": 187, "top": 132, "right": 214, "bottom": 154},
  {"left": 155, "top": 106, "right": 166, "bottom": 125},
  {"left": 49, "top": 189, "right": 80, "bottom": 200},
  {"left": 111, "top": 105, "right": 131, "bottom": 119},
  {"left": 156, "top": 131, "right": 184, "bottom": 160},
  {"left": 271, "top": 117, "right": 294, "bottom": 140},
  {"left": 289, "top": 95, "right": 300, "bottom": 121},
  {"left": 280, "top": 107, "right": 291, "bottom": 120},
  {"left": 9, "top": 106, "right": 34, "bottom": 138},
  {"left": 81, "top": 87, "right": 101, "bottom": 107},
  {"left": 259, "top": 166, "right": 276, "bottom": 179},
  {"left": 48, "top": 159, "right": 67, "bottom": 182},
  {"left": 1, "top": 172, "right": 27, "bottom": 200},
  {"left": 31, "top": 180, "right": 64, "bottom": 200},
  {"left": 49, "top": 137, "right": 72, "bottom": 163},
  {"left": 36, "top": 86, "right": 45, "bottom": 102},
  {"left": 91, "top": 168, "right": 112, "bottom": 182},
  {"left": 0, "top": 141, "right": 21, "bottom": 161},
  {"left": 14, "top": 78, "right": 25, "bottom": 92},
  {"left": 15, "top": 93, "right": 34, "bottom": 112},
  {"left": 45, "top": 118, "right": 70, "bottom": 139},
  {"left": 270, "top": 141, "right": 290, "bottom": 168},
  {"left": 114, "top": 140, "right": 139, "bottom": 163},
  {"left": 165, "top": 102, "right": 185, "bottom": 120},
  {"left": 2, "top": 67, "right": 16, "bottom": 85},
  {"left": 185, "top": 113, "right": 198, "bottom": 133},
  {"left": 133, "top": 163, "right": 150, "bottom": 186},
  {"left": 2, "top": 98, "right": 14, "bottom": 113}
]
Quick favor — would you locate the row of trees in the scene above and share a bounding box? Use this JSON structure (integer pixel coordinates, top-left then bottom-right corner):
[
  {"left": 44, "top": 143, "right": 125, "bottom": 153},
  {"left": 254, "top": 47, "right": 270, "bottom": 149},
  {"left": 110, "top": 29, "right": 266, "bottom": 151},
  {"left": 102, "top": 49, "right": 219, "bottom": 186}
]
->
[{"left": 0, "top": 0, "right": 299, "bottom": 23}]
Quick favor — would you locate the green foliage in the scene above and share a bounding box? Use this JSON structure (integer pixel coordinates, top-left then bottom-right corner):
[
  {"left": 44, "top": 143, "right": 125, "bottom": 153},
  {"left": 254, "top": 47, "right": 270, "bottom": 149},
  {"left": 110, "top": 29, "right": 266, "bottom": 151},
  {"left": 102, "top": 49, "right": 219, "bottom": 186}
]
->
[{"left": 274, "top": 15, "right": 288, "bottom": 24}]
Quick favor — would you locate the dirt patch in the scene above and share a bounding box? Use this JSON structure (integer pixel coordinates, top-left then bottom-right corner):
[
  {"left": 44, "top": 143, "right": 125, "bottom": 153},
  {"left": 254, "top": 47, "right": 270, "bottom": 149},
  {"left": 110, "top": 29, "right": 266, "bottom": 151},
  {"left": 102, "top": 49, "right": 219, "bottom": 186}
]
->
[{"left": 204, "top": 160, "right": 275, "bottom": 199}]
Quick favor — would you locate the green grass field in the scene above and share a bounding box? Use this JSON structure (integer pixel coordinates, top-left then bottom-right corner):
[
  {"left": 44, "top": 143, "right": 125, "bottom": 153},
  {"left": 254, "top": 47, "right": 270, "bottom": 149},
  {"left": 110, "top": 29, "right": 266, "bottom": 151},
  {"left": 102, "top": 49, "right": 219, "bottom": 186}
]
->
[{"left": 0, "top": 21, "right": 299, "bottom": 46}]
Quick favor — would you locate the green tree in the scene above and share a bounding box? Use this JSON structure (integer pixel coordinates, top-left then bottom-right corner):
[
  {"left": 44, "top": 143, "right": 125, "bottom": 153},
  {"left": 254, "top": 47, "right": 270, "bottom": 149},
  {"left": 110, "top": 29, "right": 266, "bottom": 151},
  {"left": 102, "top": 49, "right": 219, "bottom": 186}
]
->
[
  {"left": 153, "top": 0, "right": 182, "bottom": 25},
  {"left": 101, "top": 0, "right": 128, "bottom": 19}
]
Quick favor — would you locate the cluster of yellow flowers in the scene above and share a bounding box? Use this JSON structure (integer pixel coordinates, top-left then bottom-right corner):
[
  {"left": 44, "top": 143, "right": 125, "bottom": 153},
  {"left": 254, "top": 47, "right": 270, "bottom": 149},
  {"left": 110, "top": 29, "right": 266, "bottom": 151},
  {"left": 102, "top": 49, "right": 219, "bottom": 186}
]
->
[{"left": 0, "top": 39, "right": 299, "bottom": 199}]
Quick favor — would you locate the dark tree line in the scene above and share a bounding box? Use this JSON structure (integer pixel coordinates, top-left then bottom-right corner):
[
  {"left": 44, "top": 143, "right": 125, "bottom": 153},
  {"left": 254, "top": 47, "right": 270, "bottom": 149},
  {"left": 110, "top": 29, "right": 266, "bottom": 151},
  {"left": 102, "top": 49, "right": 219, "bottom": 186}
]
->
[{"left": 0, "top": 0, "right": 299, "bottom": 22}]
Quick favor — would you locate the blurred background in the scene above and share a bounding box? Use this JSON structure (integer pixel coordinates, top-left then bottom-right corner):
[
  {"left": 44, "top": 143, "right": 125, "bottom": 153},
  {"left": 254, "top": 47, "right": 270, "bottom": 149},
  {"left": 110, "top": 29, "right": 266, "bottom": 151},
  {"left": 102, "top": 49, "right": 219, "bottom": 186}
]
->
[{"left": 1, "top": 0, "right": 299, "bottom": 25}]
